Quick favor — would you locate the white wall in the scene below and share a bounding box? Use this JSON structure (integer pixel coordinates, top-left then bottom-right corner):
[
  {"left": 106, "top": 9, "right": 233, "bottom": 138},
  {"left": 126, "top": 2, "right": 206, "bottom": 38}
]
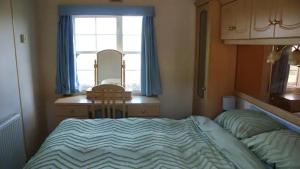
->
[
  {"left": 11, "top": 0, "right": 46, "bottom": 157},
  {"left": 35, "top": 0, "right": 196, "bottom": 131}
]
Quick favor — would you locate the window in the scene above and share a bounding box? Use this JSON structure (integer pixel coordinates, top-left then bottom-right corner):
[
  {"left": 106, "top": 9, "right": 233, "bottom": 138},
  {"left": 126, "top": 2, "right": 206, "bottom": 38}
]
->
[
  {"left": 73, "top": 16, "right": 142, "bottom": 92},
  {"left": 287, "top": 65, "right": 300, "bottom": 87},
  {"left": 287, "top": 45, "right": 300, "bottom": 88}
]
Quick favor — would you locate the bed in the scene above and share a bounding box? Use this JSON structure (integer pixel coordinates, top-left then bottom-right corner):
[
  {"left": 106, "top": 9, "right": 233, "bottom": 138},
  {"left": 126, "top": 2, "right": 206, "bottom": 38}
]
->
[{"left": 24, "top": 116, "right": 266, "bottom": 169}]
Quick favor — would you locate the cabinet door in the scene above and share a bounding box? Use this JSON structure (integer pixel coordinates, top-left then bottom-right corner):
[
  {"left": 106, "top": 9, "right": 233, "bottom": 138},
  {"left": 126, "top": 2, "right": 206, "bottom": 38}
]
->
[
  {"left": 221, "top": 1, "right": 237, "bottom": 39},
  {"left": 0, "top": 0, "right": 22, "bottom": 123},
  {"left": 221, "top": 0, "right": 252, "bottom": 40},
  {"left": 275, "top": 0, "right": 300, "bottom": 38},
  {"left": 251, "top": 0, "right": 276, "bottom": 38}
]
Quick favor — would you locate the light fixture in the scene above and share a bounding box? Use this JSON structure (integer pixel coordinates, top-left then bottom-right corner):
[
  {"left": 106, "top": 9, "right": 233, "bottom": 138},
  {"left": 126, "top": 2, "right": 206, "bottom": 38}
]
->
[
  {"left": 288, "top": 45, "right": 300, "bottom": 66},
  {"left": 266, "top": 46, "right": 284, "bottom": 64}
]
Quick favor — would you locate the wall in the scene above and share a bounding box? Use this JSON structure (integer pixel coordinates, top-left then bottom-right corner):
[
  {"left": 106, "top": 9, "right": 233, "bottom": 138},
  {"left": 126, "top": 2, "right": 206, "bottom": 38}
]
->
[
  {"left": 12, "top": 0, "right": 47, "bottom": 157},
  {"left": 35, "top": 0, "right": 196, "bottom": 131}
]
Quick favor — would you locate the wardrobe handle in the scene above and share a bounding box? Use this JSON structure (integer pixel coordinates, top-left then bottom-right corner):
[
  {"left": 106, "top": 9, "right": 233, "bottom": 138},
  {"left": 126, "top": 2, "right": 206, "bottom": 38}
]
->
[{"left": 228, "top": 26, "right": 237, "bottom": 31}]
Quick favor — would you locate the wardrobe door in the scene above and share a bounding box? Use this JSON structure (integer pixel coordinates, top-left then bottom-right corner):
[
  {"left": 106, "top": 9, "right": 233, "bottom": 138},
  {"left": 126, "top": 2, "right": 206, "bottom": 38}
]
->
[
  {"left": 275, "top": 0, "right": 300, "bottom": 38},
  {"left": 0, "top": 0, "right": 26, "bottom": 168},
  {"left": 0, "top": 0, "right": 22, "bottom": 123},
  {"left": 251, "top": 0, "right": 276, "bottom": 38}
]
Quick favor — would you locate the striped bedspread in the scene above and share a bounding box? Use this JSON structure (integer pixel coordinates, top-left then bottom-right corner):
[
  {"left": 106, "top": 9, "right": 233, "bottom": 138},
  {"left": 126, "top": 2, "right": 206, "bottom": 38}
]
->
[{"left": 24, "top": 116, "right": 265, "bottom": 169}]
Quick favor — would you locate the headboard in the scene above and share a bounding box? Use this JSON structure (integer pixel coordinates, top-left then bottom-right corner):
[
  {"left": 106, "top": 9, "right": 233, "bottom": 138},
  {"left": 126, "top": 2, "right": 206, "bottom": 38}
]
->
[{"left": 236, "top": 92, "right": 300, "bottom": 133}]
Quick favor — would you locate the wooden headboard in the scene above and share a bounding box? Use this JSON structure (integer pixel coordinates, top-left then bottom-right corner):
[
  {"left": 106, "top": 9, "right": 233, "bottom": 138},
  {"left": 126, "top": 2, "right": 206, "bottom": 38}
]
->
[{"left": 235, "top": 91, "right": 300, "bottom": 126}]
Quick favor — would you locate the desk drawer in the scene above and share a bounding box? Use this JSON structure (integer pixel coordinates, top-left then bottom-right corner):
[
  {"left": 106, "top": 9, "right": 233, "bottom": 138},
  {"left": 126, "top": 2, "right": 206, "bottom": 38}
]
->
[
  {"left": 56, "top": 106, "right": 89, "bottom": 117},
  {"left": 128, "top": 104, "right": 160, "bottom": 117}
]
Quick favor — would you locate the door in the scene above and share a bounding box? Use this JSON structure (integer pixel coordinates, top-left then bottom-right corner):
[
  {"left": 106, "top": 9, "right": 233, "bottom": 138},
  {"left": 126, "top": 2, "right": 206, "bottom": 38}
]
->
[
  {"left": 275, "top": 0, "right": 300, "bottom": 38},
  {"left": 0, "top": 0, "right": 26, "bottom": 168},
  {"left": 0, "top": 0, "right": 22, "bottom": 124},
  {"left": 251, "top": 0, "right": 277, "bottom": 38},
  {"left": 221, "top": 0, "right": 252, "bottom": 40},
  {"left": 193, "top": 5, "right": 208, "bottom": 115}
]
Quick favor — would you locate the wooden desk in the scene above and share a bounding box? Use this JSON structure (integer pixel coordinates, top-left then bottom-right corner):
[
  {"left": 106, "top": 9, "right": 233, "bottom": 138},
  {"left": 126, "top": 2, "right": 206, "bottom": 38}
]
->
[
  {"left": 54, "top": 95, "right": 160, "bottom": 124},
  {"left": 271, "top": 93, "right": 300, "bottom": 113}
]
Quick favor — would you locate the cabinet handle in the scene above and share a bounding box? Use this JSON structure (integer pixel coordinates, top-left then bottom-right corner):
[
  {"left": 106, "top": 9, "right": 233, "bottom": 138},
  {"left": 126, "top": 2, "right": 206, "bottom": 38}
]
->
[
  {"left": 228, "top": 26, "right": 237, "bottom": 31},
  {"left": 269, "top": 19, "right": 281, "bottom": 25},
  {"left": 274, "top": 19, "right": 282, "bottom": 25}
]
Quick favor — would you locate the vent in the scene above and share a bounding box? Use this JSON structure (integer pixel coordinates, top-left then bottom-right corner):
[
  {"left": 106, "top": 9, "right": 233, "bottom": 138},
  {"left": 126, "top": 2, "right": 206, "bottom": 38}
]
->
[{"left": 0, "top": 114, "right": 26, "bottom": 169}]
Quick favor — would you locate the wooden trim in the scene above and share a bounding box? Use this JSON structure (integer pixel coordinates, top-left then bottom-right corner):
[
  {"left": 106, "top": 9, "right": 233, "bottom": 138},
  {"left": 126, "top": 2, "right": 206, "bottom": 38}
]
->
[
  {"left": 194, "top": 0, "right": 209, "bottom": 7},
  {"left": 224, "top": 38, "right": 300, "bottom": 45},
  {"left": 236, "top": 91, "right": 300, "bottom": 126},
  {"left": 219, "top": 0, "right": 236, "bottom": 6}
]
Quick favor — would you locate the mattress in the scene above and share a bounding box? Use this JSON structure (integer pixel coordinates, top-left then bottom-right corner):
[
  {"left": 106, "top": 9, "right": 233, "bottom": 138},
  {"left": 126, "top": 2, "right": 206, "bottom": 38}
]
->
[{"left": 24, "top": 116, "right": 265, "bottom": 169}]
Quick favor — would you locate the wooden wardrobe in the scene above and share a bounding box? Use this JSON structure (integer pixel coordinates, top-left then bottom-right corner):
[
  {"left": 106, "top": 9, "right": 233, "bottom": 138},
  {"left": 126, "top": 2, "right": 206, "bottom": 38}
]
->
[{"left": 192, "top": 0, "right": 237, "bottom": 118}]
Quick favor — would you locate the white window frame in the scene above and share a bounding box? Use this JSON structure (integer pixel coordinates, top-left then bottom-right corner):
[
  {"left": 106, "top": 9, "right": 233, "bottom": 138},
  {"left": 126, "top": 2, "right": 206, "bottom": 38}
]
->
[{"left": 73, "top": 15, "right": 142, "bottom": 94}]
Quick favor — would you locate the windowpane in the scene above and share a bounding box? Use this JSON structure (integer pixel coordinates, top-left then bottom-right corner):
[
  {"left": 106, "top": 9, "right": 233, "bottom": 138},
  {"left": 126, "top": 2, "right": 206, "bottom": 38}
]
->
[
  {"left": 123, "top": 54, "right": 141, "bottom": 70},
  {"left": 76, "top": 54, "right": 96, "bottom": 70},
  {"left": 74, "top": 16, "right": 142, "bottom": 92},
  {"left": 75, "top": 18, "right": 95, "bottom": 34},
  {"left": 126, "top": 70, "right": 141, "bottom": 91},
  {"left": 288, "top": 65, "right": 299, "bottom": 86},
  {"left": 75, "top": 35, "right": 96, "bottom": 51},
  {"left": 77, "top": 70, "right": 94, "bottom": 89},
  {"left": 122, "top": 16, "right": 142, "bottom": 35},
  {"left": 123, "top": 35, "right": 141, "bottom": 51},
  {"left": 97, "top": 35, "right": 117, "bottom": 51},
  {"left": 96, "top": 18, "right": 117, "bottom": 34}
]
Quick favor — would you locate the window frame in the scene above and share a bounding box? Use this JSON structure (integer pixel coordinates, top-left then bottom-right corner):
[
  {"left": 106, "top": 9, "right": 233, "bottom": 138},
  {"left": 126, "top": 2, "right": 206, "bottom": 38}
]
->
[{"left": 73, "top": 15, "right": 142, "bottom": 94}]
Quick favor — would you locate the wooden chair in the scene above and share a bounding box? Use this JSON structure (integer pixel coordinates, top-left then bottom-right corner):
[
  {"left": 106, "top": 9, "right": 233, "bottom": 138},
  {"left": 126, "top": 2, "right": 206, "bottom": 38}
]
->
[{"left": 89, "top": 84, "right": 127, "bottom": 119}]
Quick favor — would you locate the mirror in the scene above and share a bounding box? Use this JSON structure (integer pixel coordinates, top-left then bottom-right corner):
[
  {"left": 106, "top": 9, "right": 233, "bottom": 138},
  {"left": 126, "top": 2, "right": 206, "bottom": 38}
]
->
[
  {"left": 236, "top": 45, "right": 300, "bottom": 116},
  {"left": 95, "top": 50, "right": 125, "bottom": 87},
  {"left": 197, "top": 10, "right": 208, "bottom": 98}
]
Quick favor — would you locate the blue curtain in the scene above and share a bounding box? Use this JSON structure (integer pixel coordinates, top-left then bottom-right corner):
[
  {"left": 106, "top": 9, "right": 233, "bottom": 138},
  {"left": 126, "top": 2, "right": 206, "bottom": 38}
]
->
[
  {"left": 270, "top": 48, "right": 290, "bottom": 95},
  {"left": 56, "top": 15, "right": 79, "bottom": 95},
  {"left": 141, "top": 16, "right": 162, "bottom": 96}
]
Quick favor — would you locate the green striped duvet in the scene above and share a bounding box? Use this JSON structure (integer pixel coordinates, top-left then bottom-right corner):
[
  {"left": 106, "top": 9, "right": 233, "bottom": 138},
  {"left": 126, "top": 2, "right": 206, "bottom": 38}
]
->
[{"left": 24, "top": 116, "right": 265, "bottom": 169}]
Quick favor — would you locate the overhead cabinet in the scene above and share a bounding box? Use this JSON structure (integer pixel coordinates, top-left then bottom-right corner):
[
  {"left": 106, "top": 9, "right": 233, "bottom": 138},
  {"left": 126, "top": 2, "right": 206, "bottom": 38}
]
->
[{"left": 221, "top": 0, "right": 300, "bottom": 40}]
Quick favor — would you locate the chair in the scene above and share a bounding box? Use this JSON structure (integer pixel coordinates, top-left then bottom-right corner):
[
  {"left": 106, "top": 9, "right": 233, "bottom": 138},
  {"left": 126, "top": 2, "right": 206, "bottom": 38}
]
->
[
  {"left": 94, "top": 50, "right": 126, "bottom": 87},
  {"left": 89, "top": 84, "right": 127, "bottom": 119}
]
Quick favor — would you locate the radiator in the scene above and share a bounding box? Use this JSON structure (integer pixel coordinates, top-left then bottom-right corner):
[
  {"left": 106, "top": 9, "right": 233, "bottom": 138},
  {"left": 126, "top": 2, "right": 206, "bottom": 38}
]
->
[{"left": 0, "top": 114, "right": 26, "bottom": 169}]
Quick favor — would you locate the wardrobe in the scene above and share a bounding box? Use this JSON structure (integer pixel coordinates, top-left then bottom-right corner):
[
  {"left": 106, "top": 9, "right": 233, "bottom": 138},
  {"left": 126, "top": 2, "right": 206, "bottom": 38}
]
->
[
  {"left": 0, "top": 0, "right": 45, "bottom": 168},
  {"left": 192, "top": 0, "right": 237, "bottom": 118}
]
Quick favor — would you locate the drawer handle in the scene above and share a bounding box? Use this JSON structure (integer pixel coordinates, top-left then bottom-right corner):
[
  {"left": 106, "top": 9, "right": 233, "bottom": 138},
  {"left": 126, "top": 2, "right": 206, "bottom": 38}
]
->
[{"left": 228, "top": 26, "right": 237, "bottom": 31}]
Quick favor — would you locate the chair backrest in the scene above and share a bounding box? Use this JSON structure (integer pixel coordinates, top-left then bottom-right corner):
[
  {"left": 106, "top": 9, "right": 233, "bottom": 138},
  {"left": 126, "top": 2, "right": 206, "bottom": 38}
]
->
[
  {"left": 89, "top": 84, "right": 127, "bottom": 119},
  {"left": 96, "top": 50, "right": 123, "bottom": 86}
]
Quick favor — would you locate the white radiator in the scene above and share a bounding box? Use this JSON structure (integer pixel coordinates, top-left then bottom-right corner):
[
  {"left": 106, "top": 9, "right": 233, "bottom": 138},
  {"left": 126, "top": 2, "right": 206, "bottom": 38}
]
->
[{"left": 0, "top": 114, "right": 26, "bottom": 169}]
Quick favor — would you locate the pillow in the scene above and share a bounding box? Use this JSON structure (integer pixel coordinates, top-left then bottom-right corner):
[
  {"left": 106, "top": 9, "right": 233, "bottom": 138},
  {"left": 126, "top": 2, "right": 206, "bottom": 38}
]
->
[
  {"left": 242, "top": 130, "right": 300, "bottom": 169},
  {"left": 215, "top": 109, "right": 284, "bottom": 139}
]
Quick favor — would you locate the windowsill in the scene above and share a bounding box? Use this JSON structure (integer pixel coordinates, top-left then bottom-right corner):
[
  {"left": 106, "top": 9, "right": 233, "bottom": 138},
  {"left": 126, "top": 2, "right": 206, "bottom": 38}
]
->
[{"left": 60, "top": 89, "right": 143, "bottom": 98}]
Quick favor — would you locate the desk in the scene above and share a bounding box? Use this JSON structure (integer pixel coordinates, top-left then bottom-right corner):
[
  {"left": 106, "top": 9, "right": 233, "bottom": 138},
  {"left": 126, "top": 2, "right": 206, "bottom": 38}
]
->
[
  {"left": 54, "top": 95, "right": 160, "bottom": 124},
  {"left": 271, "top": 93, "right": 300, "bottom": 113}
]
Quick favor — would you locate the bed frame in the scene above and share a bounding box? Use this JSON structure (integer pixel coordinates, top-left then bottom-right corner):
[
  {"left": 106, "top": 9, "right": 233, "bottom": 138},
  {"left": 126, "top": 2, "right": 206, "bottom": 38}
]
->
[{"left": 236, "top": 92, "right": 300, "bottom": 133}]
